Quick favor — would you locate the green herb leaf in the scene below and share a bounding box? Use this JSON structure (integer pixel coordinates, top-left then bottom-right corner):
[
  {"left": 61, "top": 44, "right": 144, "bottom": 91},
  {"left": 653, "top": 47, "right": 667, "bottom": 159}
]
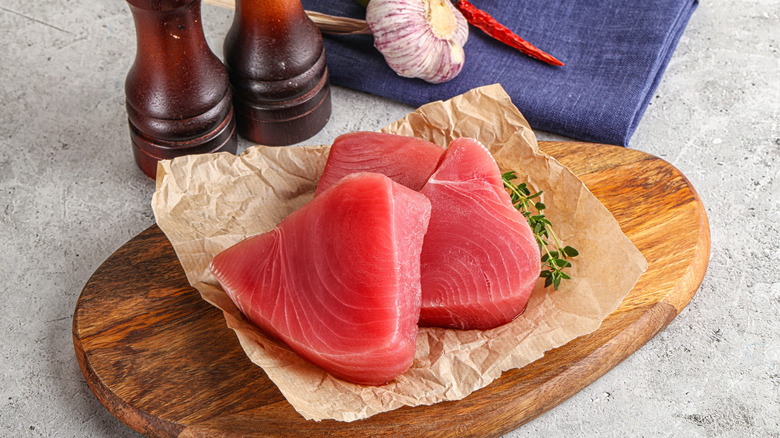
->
[{"left": 502, "top": 171, "right": 578, "bottom": 290}]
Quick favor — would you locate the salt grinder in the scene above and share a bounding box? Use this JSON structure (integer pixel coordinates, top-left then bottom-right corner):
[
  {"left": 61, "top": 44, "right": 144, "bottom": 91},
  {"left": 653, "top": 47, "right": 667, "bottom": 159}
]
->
[
  {"left": 125, "top": 0, "right": 237, "bottom": 179},
  {"left": 224, "top": 0, "right": 332, "bottom": 145}
]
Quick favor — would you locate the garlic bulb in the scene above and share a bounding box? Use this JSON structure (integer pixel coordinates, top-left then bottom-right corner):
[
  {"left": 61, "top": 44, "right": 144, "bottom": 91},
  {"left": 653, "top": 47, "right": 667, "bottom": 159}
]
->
[{"left": 366, "top": 0, "right": 469, "bottom": 84}]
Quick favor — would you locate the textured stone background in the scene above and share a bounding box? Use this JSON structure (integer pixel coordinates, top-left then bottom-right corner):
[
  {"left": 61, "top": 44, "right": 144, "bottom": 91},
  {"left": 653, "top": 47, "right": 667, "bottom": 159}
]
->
[{"left": 0, "top": 0, "right": 777, "bottom": 436}]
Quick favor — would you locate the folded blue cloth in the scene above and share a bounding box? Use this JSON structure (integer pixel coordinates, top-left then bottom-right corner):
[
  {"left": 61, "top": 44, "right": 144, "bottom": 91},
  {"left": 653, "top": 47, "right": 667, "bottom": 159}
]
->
[{"left": 301, "top": 0, "right": 697, "bottom": 146}]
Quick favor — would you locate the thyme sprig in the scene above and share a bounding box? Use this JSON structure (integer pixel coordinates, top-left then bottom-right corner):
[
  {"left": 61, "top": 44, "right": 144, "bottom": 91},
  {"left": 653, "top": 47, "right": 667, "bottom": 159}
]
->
[{"left": 502, "top": 171, "right": 578, "bottom": 290}]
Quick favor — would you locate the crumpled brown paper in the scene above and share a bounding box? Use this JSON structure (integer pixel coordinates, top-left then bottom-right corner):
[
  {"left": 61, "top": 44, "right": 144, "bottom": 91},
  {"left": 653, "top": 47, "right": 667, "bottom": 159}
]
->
[{"left": 151, "top": 84, "right": 648, "bottom": 422}]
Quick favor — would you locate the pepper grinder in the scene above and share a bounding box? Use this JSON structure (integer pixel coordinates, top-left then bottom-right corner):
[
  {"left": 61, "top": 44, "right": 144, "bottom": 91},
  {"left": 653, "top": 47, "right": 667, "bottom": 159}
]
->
[
  {"left": 224, "top": 0, "right": 331, "bottom": 145},
  {"left": 125, "top": 0, "right": 237, "bottom": 179}
]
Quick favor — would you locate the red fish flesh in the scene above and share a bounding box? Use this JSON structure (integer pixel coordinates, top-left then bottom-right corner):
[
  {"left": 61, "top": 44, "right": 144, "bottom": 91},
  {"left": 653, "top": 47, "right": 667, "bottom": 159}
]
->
[
  {"left": 211, "top": 172, "right": 432, "bottom": 385},
  {"left": 419, "top": 138, "right": 541, "bottom": 330},
  {"left": 315, "top": 131, "right": 444, "bottom": 195}
]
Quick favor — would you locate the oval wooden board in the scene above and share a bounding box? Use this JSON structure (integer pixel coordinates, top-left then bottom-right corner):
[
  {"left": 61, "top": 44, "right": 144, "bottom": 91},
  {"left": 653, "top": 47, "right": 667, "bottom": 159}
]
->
[{"left": 73, "top": 141, "right": 710, "bottom": 437}]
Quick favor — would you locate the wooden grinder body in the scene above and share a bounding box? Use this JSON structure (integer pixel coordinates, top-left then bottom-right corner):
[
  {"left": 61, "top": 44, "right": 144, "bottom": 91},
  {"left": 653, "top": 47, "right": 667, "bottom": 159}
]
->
[
  {"left": 224, "top": 0, "right": 331, "bottom": 145},
  {"left": 125, "top": 0, "right": 237, "bottom": 178}
]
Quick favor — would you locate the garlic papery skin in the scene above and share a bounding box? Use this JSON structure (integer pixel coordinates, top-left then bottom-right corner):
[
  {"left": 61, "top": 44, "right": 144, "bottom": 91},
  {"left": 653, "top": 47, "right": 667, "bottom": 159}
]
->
[{"left": 366, "top": 0, "right": 469, "bottom": 84}]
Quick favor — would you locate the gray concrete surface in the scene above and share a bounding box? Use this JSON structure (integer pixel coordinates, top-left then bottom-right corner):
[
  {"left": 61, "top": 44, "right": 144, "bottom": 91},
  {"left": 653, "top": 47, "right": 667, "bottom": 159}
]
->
[{"left": 1, "top": 0, "right": 778, "bottom": 436}]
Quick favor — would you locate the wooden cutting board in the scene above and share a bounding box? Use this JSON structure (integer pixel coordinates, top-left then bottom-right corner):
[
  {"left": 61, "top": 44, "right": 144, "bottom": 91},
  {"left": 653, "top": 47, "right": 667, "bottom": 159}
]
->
[{"left": 73, "top": 141, "right": 710, "bottom": 437}]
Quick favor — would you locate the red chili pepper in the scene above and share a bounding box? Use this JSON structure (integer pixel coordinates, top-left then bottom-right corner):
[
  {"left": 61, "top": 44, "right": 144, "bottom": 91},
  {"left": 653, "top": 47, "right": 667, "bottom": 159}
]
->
[{"left": 452, "top": 0, "right": 564, "bottom": 67}]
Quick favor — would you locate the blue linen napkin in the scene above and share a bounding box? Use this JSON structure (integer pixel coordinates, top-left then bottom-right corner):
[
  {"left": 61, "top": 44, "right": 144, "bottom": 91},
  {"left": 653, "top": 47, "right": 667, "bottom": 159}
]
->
[{"left": 300, "top": 0, "right": 697, "bottom": 146}]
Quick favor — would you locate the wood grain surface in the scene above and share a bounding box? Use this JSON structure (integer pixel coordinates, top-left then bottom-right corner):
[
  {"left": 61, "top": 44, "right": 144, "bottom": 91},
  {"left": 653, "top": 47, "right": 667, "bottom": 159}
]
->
[{"left": 72, "top": 141, "right": 710, "bottom": 437}]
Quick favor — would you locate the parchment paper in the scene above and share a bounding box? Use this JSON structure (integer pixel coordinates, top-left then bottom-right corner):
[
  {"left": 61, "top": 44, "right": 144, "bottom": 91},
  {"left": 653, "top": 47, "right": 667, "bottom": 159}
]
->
[{"left": 151, "top": 84, "right": 648, "bottom": 422}]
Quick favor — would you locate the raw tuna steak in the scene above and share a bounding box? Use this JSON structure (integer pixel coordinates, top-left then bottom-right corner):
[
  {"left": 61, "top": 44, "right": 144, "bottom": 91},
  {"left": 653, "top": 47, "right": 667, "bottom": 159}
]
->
[
  {"left": 419, "top": 138, "right": 541, "bottom": 330},
  {"left": 315, "top": 131, "right": 444, "bottom": 195},
  {"left": 210, "top": 173, "right": 432, "bottom": 385}
]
